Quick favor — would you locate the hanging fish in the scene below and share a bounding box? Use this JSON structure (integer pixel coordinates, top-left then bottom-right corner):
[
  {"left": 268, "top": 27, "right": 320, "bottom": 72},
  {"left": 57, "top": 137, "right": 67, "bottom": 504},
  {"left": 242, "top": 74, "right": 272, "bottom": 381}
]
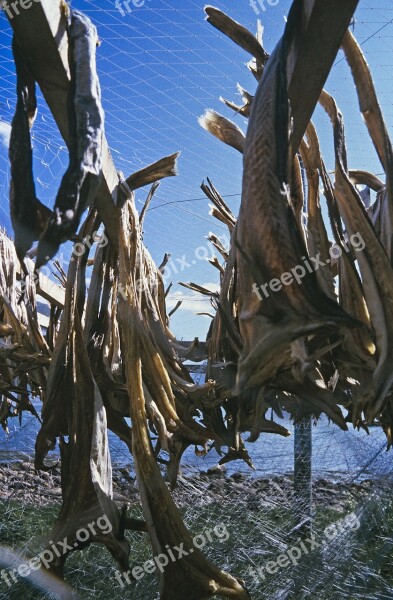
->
[
  {"left": 9, "top": 38, "right": 51, "bottom": 268},
  {"left": 235, "top": 1, "right": 362, "bottom": 391},
  {"left": 35, "top": 9, "right": 104, "bottom": 268}
]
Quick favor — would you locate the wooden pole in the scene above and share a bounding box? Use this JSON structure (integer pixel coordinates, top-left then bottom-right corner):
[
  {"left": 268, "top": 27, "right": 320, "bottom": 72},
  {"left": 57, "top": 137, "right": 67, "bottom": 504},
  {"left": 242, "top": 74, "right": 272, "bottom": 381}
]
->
[{"left": 294, "top": 417, "right": 313, "bottom": 535}]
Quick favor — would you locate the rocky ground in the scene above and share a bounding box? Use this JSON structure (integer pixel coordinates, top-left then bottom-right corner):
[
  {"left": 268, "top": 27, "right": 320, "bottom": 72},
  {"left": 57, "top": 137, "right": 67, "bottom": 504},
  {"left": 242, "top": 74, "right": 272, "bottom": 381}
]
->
[{"left": 0, "top": 461, "right": 378, "bottom": 513}]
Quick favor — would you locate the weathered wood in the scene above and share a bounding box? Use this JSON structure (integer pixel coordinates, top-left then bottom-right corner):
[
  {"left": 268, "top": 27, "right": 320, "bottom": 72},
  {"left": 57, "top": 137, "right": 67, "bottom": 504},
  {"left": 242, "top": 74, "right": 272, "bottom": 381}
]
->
[
  {"left": 293, "top": 417, "right": 313, "bottom": 535},
  {"left": 16, "top": 262, "right": 65, "bottom": 308},
  {"left": 36, "top": 270, "right": 65, "bottom": 308},
  {"left": 37, "top": 312, "right": 50, "bottom": 329},
  {"left": 287, "top": 0, "right": 359, "bottom": 153},
  {"left": 7, "top": 0, "right": 119, "bottom": 244}
]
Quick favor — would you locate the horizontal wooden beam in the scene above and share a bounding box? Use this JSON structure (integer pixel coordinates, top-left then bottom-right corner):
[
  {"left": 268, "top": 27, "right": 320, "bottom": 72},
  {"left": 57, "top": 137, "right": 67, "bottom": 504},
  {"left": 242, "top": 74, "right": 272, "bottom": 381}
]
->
[
  {"left": 36, "top": 271, "right": 65, "bottom": 308},
  {"left": 38, "top": 312, "right": 50, "bottom": 329},
  {"left": 287, "top": 0, "right": 359, "bottom": 154},
  {"left": 16, "top": 261, "right": 65, "bottom": 308},
  {"left": 7, "top": 0, "right": 120, "bottom": 244}
]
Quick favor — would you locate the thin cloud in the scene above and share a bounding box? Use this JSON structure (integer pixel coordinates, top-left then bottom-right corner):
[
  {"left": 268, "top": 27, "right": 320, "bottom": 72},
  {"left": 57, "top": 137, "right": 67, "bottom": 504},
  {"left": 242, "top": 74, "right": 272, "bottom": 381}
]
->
[{"left": 167, "top": 282, "right": 219, "bottom": 314}]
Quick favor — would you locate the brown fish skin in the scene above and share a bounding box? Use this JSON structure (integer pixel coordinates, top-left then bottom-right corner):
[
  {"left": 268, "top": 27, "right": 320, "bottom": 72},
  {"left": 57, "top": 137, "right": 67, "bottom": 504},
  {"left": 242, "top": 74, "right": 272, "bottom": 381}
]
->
[
  {"left": 117, "top": 193, "right": 250, "bottom": 600},
  {"left": 320, "top": 90, "right": 393, "bottom": 422},
  {"left": 35, "top": 10, "right": 104, "bottom": 270},
  {"left": 342, "top": 31, "right": 393, "bottom": 186},
  {"left": 301, "top": 123, "right": 375, "bottom": 369},
  {"left": 235, "top": 14, "right": 361, "bottom": 391},
  {"left": 341, "top": 30, "right": 393, "bottom": 264},
  {"left": 199, "top": 110, "right": 245, "bottom": 154},
  {"left": 300, "top": 125, "right": 336, "bottom": 300},
  {"left": 9, "top": 38, "right": 51, "bottom": 266}
]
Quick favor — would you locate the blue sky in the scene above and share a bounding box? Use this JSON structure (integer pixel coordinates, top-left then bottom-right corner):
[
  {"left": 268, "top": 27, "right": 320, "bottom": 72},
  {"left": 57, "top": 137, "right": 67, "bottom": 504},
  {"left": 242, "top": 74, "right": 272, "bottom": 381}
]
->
[{"left": 0, "top": 0, "right": 392, "bottom": 339}]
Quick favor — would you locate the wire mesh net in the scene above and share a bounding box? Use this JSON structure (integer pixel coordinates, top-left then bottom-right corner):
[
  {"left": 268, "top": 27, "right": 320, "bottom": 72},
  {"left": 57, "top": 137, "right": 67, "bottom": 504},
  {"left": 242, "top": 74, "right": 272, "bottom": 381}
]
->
[
  {"left": 1, "top": 0, "right": 393, "bottom": 338},
  {"left": 1, "top": 409, "right": 393, "bottom": 599},
  {"left": 1, "top": 1, "right": 393, "bottom": 599}
]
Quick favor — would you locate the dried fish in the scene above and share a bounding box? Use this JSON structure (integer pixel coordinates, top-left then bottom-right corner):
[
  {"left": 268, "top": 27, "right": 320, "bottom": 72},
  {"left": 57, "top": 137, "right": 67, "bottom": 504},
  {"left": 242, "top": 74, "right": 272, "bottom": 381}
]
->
[
  {"left": 205, "top": 6, "right": 268, "bottom": 78},
  {"left": 199, "top": 110, "right": 245, "bottom": 154},
  {"left": 0, "top": 230, "right": 49, "bottom": 430},
  {"left": 9, "top": 39, "right": 51, "bottom": 266},
  {"left": 117, "top": 192, "right": 250, "bottom": 600},
  {"left": 320, "top": 90, "right": 393, "bottom": 423},
  {"left": 36, "top": 10, "right": 104, "bottom": 268},
  {"left": 235, "top": 13, "right": 359, "bottom": 392},
  {"left": 9, "top": 5, "right": 393, "bottom": 598},
  {"left": 198, "top": 8, "right": 379, "bottom": 438}
]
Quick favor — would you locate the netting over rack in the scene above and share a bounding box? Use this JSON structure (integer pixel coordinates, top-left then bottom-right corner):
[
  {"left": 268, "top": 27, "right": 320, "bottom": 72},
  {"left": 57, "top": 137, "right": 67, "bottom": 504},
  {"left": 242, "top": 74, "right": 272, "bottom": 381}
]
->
[
  {"left": 1, "top": 3, "right": 393, "bottom": 599},
  {"left": 1, "top": 0, "right": 393, "bottom": 339}
]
